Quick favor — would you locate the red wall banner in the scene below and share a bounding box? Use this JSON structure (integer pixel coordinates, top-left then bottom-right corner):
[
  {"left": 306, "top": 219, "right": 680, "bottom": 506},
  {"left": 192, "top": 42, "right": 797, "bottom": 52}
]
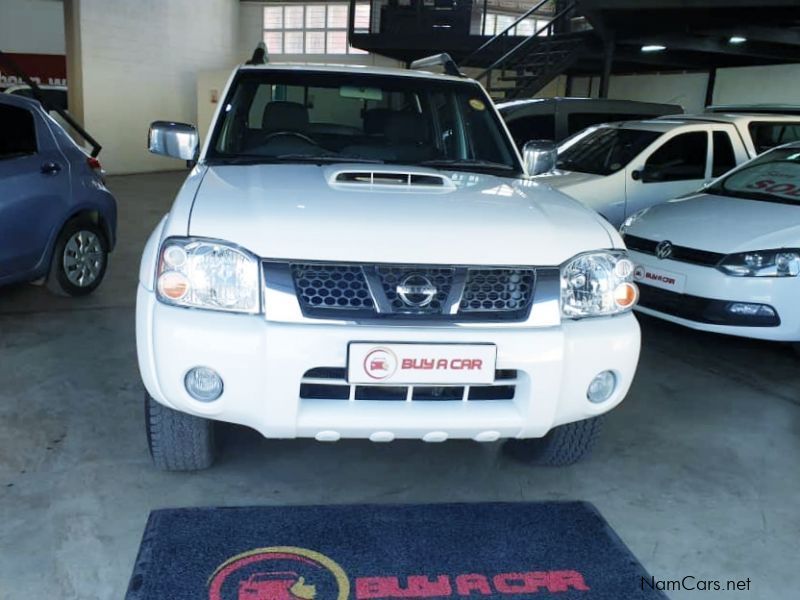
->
[{"left": 0, "top": 53, "right": 67, "bottom": 88}]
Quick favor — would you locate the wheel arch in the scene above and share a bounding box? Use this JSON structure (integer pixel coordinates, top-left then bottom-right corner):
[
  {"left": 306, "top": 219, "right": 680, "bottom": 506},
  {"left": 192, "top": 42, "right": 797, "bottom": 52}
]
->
[{"left": 41, "top": 207, "right": 113, "bottom": 277}]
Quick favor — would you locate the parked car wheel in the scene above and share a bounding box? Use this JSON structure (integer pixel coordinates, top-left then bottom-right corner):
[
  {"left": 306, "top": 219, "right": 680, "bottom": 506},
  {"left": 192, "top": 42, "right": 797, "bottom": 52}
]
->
[
  {"left": 503, "top": 417, "right": 603, "bottom": 466},
  {"left": 145, "top": 392, "right": 216, "bottom": 471},
  {"left": 791, "top": 343, "right": 800, "bottom": 359},
  {"left": 46, "top": 219, "right": 108, "bottom": 296}
]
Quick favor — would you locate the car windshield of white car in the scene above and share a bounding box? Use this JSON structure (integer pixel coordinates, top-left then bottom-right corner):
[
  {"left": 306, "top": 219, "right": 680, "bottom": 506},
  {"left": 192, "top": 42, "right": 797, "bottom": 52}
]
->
[
  {"left": 712, "top": 149, "right": 800, "bottom": 205},
  {"left": 555, "top": 126, "right": 661, "bottom": 176},
  {"left": 206, "top": 70, "right": 522, "bottom": 175}
]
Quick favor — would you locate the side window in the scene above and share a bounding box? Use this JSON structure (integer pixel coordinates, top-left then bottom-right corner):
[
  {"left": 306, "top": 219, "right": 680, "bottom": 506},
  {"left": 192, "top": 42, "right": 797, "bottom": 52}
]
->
[
  {"left": 749, "top": 122, "right": 800, "bottom": 154},
  {"left": 712, "top": 131, "right": 737, "bottom": 177},
  {"left": 0, "top": 104, "right": 37, "bottom": 158},
  {"left": 504, "top": 114, "right": 556, "bottom": 149},
  {"left": 643, "top": 131, "right": 707, "bottom": 183}
]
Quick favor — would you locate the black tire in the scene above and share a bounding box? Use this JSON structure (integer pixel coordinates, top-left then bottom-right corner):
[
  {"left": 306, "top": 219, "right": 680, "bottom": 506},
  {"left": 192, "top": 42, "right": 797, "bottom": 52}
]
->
[
  {"left": 145, "top": 392, "right": 216, "bottom": 471},
  {"left": 791, "top": 343, "right": 800, "bottom": 359},
  {"left": 46, "top": 218, "right": 109, "bottom": 297},
  {"left": 503, "top": 417, "right": 603, "bottom": 466}
]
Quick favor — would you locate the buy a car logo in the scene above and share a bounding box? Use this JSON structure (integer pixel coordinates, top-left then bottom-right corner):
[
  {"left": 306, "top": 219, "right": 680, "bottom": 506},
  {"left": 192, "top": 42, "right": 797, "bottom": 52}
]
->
[
  {"left": 363, "top": 348, "right": 398, "bottom": 380},
  {"left": 209, "top": 547, "right": 349, "bottom": 600},
  {"left": 210, "top": 546, "right": 592, "bottom": 598}
]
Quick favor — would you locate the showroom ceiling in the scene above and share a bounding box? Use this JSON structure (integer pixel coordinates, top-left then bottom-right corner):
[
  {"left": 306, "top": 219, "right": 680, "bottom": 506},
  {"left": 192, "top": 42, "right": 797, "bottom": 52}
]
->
[{"left": 581, "top": 0, "right": 800, "bottom": 73}]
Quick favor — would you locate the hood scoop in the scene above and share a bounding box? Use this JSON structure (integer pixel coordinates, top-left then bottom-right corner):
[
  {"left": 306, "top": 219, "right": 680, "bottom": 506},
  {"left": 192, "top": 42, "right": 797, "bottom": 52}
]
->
[{"left": 327, "top": 167, "right": 455, "bottom": 191}]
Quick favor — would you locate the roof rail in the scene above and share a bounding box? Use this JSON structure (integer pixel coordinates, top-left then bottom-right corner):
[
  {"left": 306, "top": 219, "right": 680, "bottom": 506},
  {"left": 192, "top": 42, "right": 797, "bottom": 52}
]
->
[
  {"left": 409, "top": 53, "right": 462, "bottom": 77},
  {"left": 246, "top": 42, "right": 269, "bottom": 65}
]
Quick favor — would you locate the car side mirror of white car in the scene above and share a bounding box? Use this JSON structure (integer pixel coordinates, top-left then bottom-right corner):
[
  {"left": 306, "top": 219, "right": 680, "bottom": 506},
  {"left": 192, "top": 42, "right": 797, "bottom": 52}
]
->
[
  {"left": 148, "top": 121, "right": 199, "bottom": 161},
  {"left": 522, "top": 139, "right": 557, "bottom": 176}
]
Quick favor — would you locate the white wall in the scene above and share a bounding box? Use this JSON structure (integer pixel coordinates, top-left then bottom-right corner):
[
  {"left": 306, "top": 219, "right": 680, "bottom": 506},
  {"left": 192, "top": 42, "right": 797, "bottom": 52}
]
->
[
  {"left": 569, "top": 63, "right": 800, "bottom": 114},
  {"left": 714, "top": 63, "right": 800, "bottom": 106},
  {"left": 0, "top": 0, "right": 65, "bottom": 55},
  {"left": 73, "top": 0, "right": 240, "bottom": 174},
  {"left": 571, "top": 71, "right": 709, "bottom": 112}
]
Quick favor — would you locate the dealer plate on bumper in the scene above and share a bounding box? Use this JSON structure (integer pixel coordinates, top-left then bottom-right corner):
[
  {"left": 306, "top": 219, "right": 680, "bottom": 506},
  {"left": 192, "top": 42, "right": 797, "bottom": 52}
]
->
[
  {"left": 348, "top": 343, "right": 497, "bottom": 385},
  {"left": 633, "top": 264, "right": 687, "bottom": 293}
]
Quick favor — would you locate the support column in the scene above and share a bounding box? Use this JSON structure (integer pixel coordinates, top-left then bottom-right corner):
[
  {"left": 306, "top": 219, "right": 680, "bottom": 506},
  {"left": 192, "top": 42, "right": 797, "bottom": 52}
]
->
[
  {"left": 63, "top": 0, "right": 84, "bottom": 125},
  {"left": 705, "top": 67, "right": 717, "bottom": 108},
  {"left": 598, "top": 35, "right": 614, "bottom": 99}
]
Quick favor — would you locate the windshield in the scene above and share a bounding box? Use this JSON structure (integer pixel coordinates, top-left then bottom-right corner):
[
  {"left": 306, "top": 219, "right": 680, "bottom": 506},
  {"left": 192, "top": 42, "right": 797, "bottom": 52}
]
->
[
  {"left": 707, "top": 147, "right": 800, "bottom": 204},
  {"left": 555, "top": 126, "right": 662, "bottom": 176},
  {"left": 207, "top": 70, "right": 521, "bottom": 174}
]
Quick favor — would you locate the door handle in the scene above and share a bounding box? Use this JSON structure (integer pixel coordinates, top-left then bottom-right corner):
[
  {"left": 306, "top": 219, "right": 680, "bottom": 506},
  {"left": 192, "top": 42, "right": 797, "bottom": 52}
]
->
[{"left": 41, "top": 162, "right": 62, "bottom": 175}]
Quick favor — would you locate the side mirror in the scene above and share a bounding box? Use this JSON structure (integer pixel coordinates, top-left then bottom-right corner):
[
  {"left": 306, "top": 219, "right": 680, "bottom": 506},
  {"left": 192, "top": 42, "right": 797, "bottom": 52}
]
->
[
  {"left": 522, "top": 139, "right": 557, "bottom": 176},
  {"left": 148, "top": 121, "right": 199, "bottom": 161}
]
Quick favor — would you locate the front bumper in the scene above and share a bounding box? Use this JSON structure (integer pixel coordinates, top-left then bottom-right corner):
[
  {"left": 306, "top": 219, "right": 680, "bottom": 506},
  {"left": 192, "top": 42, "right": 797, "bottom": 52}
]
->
[
  {"left": 630, "top": 250, "right": 800, "bottom": 341},
  {"left": 136, "top": 284, "right": 641, "bottom": 441}
]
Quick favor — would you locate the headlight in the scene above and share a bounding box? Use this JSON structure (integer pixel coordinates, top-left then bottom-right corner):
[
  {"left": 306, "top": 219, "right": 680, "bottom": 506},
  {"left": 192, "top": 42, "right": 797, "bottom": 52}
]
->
[
  {"left": 156, "top": 238, "right": 260, "bottom": 312},
  {"left": 717, "top": 250, "right": 800, "bottom": 277},
  {"left": 619, "top": 208, "right": 650, "bottom": 234},
  {"left": 561, "top": 251, "right": 638, "bottom": 318}
]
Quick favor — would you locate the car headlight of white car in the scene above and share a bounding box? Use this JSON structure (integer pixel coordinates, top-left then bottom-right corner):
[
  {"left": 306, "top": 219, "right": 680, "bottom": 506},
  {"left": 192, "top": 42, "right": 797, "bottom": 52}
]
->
[
  {"left": 717, "top": 250, "right": 800, "bottom": 277},
  {"left": 156, "top": 238, "right": 260, "bottom": 312},
  {"left": 561, "top": 251, "right": 638, "bottom": 318}
]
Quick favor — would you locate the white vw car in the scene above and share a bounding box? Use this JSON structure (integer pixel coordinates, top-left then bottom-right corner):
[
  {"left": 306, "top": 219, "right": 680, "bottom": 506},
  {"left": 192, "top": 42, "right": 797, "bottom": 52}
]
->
[
  {"left": 623, "top": 142, "right": 800, "bottom": 348},
  {"left": 136, "top": 59, "right": 641, "bottom": 470}
]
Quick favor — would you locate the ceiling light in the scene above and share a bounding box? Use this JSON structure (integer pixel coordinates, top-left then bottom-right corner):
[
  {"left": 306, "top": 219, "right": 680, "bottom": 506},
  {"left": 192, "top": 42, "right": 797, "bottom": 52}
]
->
[
  {"left": 729, "top": 36, "right": 747, "bottom": 44},
  {"left": 641, "top": 44, "right": 666, "bottom": 53}
]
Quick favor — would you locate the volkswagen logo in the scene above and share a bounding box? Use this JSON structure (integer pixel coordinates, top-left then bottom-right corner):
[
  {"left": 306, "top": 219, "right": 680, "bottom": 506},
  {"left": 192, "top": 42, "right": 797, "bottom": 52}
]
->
[
  {"left": 396, "top": 273, "right": 437, "bottom": 308},
  {"left": 655, "top": 240, "right": 673, "bottom": 260}
]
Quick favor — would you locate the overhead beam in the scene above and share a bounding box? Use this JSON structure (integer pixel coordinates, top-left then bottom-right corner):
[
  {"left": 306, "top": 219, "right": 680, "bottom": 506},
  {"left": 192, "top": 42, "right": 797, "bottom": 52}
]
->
[
  {"left": 697, "top": 26, "right": 800, "bottom": 47},
  {"left": 622, "top": 34, "right": 800, "bottom": 61}
]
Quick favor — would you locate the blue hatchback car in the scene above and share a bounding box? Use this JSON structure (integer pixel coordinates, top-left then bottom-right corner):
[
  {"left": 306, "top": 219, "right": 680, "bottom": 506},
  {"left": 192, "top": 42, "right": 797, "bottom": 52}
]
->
[{"left": 0, "top": 94, "right": 117, "bottom": 295}]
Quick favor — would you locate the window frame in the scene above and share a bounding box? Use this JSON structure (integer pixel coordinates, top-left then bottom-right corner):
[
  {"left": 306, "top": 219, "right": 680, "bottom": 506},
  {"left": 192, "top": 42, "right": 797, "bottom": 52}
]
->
[
  {"left": 263, "top": 2, "right": 369, "bottom": 56},
  {"left": 0, "top": 103, "right": 39, "bottom": 160},
  {"left": 641, "top": 130, "right": 710, "bottom": 184}
]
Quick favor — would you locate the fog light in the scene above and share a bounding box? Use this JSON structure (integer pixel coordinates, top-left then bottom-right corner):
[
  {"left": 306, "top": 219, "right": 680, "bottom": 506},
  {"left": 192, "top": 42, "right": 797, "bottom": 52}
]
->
[
  {"left": 727, "top": 302, "right": 776, "bottom": 317},
  {"left": 587, "top": 370, "right": 616, "bottom": 403},
  {"left": 184, "top": 367, "right": 223, "bottom": 402}
]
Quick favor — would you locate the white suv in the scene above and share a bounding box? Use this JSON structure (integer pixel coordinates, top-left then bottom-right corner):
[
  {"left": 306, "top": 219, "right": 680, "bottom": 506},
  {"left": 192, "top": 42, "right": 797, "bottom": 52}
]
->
[{"left": 137, "top": 58, "right": 641, "bottom": 470}]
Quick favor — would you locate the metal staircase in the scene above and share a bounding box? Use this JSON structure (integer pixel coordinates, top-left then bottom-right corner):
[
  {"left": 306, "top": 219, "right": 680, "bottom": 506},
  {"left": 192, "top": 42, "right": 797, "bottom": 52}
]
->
[{"left": 461, "top": 1, "right": 595, "bottom": 101}]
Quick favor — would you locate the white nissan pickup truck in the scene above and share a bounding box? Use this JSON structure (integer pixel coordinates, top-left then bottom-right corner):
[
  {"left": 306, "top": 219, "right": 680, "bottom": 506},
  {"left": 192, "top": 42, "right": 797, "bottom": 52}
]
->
[
  {"left": 535, "top": 113, "right": 800, "bottom": 227},
  {"left": 136, "top": 56, "right": 641, "bottom": 471}
]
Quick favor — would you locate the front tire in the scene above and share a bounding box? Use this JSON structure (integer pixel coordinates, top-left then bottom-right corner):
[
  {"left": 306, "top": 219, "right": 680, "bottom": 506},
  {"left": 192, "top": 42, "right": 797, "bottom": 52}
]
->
[
  {"left": 145, "top": 392, "right": 216, "bottom": 471},
  {"left": 46, "top": 219, "right": 109, "bottom": 296},
  {"left": 503, "top": 417, "right": 603, "bottom": 466}
]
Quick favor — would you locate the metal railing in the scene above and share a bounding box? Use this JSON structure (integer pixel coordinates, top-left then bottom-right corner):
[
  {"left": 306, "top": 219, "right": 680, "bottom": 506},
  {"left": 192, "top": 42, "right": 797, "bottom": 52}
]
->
[
  {"left": 473, "top": 0, "right": 577, "bottom": 82},
  {"left": 461, "top": 0, "right": 552, "bottom": 64},
  {"left": 348, "top": 0, "right": 557, "bottom": 39}
]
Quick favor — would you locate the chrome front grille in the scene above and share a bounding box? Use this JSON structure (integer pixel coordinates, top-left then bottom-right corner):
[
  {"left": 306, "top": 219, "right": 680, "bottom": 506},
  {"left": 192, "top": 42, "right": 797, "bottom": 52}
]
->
[
  {"left": 275, "top": 262, "right": 539, "bottom": 322},
  {"left": 299, "top": 367, "right": 518, "bottom": 402}
]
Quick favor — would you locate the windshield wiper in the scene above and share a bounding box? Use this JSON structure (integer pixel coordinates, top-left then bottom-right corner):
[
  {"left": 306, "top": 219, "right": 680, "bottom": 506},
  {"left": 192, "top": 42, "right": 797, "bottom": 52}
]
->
[
  {"left": 709, "top": 187, "right": 793, "bottom": 203},
  {"left": 418, "top": 158, "right": 515, "bottom": 171}
]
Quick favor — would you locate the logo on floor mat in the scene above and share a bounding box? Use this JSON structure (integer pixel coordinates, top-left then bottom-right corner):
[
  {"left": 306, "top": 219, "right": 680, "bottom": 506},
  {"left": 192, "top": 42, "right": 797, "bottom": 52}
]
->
[
  {"left": 209, "top": 546, "right": 591, "bottom": 599},
  {"left": 208, "top": 546, "right": 349, "bottom": 600}
]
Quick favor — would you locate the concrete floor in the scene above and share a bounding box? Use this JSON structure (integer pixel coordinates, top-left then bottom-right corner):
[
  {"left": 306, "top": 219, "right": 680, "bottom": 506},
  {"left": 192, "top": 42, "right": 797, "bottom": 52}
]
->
[{"left": 1, "top": 171, "right": 798, "bottom": 599}]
